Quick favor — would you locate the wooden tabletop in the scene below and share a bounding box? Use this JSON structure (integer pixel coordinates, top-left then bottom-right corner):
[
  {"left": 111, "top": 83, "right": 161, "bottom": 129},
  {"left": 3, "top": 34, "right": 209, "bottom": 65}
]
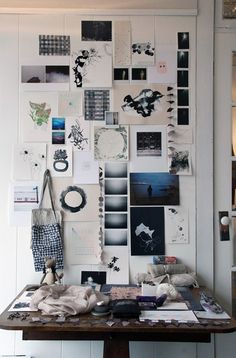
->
[{"left": 1, "top": 285, "right": 236, "bottom": 358}]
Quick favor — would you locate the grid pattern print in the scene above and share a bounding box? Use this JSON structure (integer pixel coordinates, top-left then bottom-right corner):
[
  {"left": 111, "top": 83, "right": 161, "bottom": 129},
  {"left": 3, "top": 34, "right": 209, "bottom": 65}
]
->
[
  {"left": 39, "top": 35, "right": 71, "bottom": 56},
  {"left": 84, "top": 90, "right": 110, "bottom": 121}
]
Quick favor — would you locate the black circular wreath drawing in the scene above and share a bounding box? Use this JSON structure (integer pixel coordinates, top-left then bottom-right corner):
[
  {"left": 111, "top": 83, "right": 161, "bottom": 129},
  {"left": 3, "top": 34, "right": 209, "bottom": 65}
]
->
[{"left": 60, "top": 186, "right": 87, "bottom": 213}]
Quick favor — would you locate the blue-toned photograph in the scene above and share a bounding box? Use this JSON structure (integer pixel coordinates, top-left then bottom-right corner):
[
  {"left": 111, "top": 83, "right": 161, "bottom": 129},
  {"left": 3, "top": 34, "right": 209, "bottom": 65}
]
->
[
  {"left": 130, "top": 172, "right": 179, "bottom": 205},
  {"left": 52, "top": 117, "right": 65, "bottom": 130},
  {"left": 52, "top": 131, "right": 65, "bottom": 145}
]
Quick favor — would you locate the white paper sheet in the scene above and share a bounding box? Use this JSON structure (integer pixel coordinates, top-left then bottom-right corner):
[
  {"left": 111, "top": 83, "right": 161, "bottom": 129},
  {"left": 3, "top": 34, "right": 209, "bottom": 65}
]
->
[
  {"left": 147, "top": 48, "right": 177, "bottom": 84},
  {"left": 13, "top": 143, "right": 47, "bottom": 181},
  {"left": 9, "top": 181, "right": 41, "bottom": 227},
  {"left": 165, "top": 207, "right": 189, "bottom": 244},
  {"left": 114, "top": 21, "right": 131, "bottom": 66},
  {"left": 139, "top": 310, "right": 199, "bottom": 323},
  {"left": 64, "top": 222, "right": 101, "bottom": 265},
  {"left": 73, "top": 151, "right": 99, "bottom": 184}
]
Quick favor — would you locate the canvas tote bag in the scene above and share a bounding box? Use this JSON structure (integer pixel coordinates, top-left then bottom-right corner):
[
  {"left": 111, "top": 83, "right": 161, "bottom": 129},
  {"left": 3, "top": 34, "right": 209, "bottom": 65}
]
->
[{"left": 31, "top": 169, "right": 63, "bottom": 272}]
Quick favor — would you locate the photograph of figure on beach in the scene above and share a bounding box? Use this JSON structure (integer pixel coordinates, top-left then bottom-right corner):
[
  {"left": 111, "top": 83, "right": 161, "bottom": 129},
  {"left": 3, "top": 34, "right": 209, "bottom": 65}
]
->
[{"left": 130, "top": 172, "right": 179, "bottom": 205}]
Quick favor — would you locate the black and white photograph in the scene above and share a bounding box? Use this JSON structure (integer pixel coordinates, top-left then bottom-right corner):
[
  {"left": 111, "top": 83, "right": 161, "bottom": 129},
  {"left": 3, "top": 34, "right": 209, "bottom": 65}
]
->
[
  {"left": 105, "top": 229, "right": 128, "bottom": 246},
  {"left": 178, "top": 32, "right": 189, "bottom": 50},
  {"left": 177, "top": 70, "right": 189, "bottom": 87},
  {"left": 131, "top": 68, "right": 147, "bottom": 81},
  {"left": 105, "top": 196, "right": 127, "bottom": 212},
  {"left": 81, "top": 271, "right": 107, "bottom": 284},
  {"left": 46, "top": 65, "right": 69, "bottom": 83},
  {"left": 136, "top": 131, "right": 162, "bottom": 157},
  {"left": 84, "top": 90, "right": 110, "bottom": 121},
  {"left": 105, "top": 111, "right": 119, "bottom": 126},
  {"left": 21, "top": 65, "right": 45, "bottom": 83},
  {"left": 177, "top": 51, "right": 189, "bottom": 68},
  {"left": 105, "top": 213, "right": 128, "bottom": 229},
  {"left": 130, "top": 172, "right": 180, "bottom": 205},
  {"left": 39, "top": 34, "right": 70, "bottom": 56},
  {"left": 105, "top": 179, "right": 127, "bottom": 195},
  {"left": 130, "top": 207, "right": 165, "bottom": 256},
  {"left": 81, "top": 20, "right": 112, "bottom": 41},
  {"left": 177, "top": 108, "right": 189, "bottom": 125},
  {"left": 105, "top": 162, "right": 128, "bottom": 178},
  {"left": 21, "top": 65, "right": 69, "bottom": 83},
  {"left": 114, "top": 68, "right": 129, "bottom": 81},
  {"left": 177, "top": 89, "right": 189, "bottom": 106}
]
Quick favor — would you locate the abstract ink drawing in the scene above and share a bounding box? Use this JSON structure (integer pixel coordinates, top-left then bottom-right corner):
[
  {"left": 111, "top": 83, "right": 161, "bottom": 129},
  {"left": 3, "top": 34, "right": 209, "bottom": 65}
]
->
[
  {"left": 72, "top": 48, "right": 101, "bottom": 87},
  {"left": 130, "top": 207, "right": 165, "bottom": 256},
  {"left": 29, "top": 101, "right": 51, "bottom": 126},
  {"left": 122, "top": 88, "right": 164, "bottom": 118},
  {"left": 134, "top": 223, "right": 160, "bottom": 254},
  {"left": 68, "top": 118, "right": 88, "bottom": 150},
  {"left": 53, "top": 149, "right": 69, "bottom": 172},
  {"left": 132, "top": 42, "right": 155, "bottom": 57},
  {"left": 60, "top": 186, "right": 87, "bottom": 213}
]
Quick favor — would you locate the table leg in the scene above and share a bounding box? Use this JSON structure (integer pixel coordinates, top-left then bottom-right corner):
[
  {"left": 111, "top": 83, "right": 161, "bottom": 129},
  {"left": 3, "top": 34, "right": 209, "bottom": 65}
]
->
[{"left": 103, "top": 339, "right": 129, "bottom": 358}]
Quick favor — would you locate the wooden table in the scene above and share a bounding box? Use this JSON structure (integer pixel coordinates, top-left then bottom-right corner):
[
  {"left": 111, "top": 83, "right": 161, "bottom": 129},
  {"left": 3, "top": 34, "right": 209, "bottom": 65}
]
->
[{"left": 1, "top": 286, "right": 236, "bottom": 358}]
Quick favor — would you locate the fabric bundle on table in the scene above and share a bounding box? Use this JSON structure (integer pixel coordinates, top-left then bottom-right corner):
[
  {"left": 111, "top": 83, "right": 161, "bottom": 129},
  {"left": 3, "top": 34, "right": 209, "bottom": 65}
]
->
[{"left": 30, "top": 285, "right": 109, "bottom": 316}]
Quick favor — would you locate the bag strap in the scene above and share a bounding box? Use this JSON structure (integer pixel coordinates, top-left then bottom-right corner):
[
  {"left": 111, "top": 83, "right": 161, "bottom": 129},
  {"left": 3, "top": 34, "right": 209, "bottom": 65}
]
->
[{"left": 39, "top": 169, "right": 56, "bottom": 214}]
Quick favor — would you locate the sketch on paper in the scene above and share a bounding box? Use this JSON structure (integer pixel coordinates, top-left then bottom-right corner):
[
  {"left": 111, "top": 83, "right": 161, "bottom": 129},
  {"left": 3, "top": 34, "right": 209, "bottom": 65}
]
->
[
  {"left": 71, "top": 43, "right": 112, "bottom": 88},
  {"left": 168, "top": 145, "right": 192, "bottom": 175},
  {"left": 102, "top": 246, "right": 129, "bottom": 284},
  {"left": 94, "top": 126, "right": 129, "bottom": 161},
  {"left": 13, "top": 143, "right": 47, "bottom": 181},
  {"left": 130, "top": 207, "right": 165, "bottom": 256},
  {"left": 121, "top": 88, "right": 164, "bottom": 118},
  {"left": 130, "top": 172, "right": 179, "bottom": 205},
  {"left": 29, "top": 100, "right": 51, "bottom": 126},
  {"left": 60, "top": 186, "right": 87, "bottom": 213},
  {"left": 114, "top": 21, "right": 131, "bottom": 66},
  {"left": 84, "top": 90, "right": 110, "bottom": 121},
  {"left": 64, "top": 222, "right": 101, "bottom": 265},
  {"left": 165, "top": 207, "right": 188, "bottom": 244},
  {"left": 73, "top": 151, "right": 99, "bottom": 184},
  {"left": 81, "top": 21, "right": 112, "bottom": 41},
  {"left": 131, "top": 17, "right": 155, "bottom": 65},
  {"left": 20, "top": 92, "right": 57, "bottom": 142},
  {"left": 48, "top": 145, "right": 72, "bottom": 177},
  {"left": 39, "top": 35, "right": 70, "bottom": 56},
  {"left": 114, "top": 84, "right": 174, "bottom": 125},
  {"left": 58, "top": 92, "right": 83, "bottom": 117},
  {"left": 66, "top": 117, "right": 89, "bottom": 151}
]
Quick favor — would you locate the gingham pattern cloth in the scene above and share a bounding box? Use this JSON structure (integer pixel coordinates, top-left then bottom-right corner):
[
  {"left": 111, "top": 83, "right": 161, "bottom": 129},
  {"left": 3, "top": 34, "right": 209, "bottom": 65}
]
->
[{"left": 31, "top": 223, "right": 63, "bottom": 272}]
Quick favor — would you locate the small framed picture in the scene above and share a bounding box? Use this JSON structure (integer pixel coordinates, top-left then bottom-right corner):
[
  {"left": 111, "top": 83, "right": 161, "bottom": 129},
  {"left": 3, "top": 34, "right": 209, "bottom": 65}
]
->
[{"left": 105, "top": 111, "right": 119, "bottom": 126}]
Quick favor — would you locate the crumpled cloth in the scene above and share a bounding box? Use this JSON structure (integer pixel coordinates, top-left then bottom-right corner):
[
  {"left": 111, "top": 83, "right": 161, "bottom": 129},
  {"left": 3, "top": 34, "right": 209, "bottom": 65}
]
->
[{"left": 30, "top": 284, "right": 109, "bottom": 316}]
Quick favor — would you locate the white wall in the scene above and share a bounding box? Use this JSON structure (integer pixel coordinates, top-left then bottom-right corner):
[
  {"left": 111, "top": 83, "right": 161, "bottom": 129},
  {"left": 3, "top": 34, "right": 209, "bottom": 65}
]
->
[{"left": 0, "top": 1, "right": 231, "bottom": 357}]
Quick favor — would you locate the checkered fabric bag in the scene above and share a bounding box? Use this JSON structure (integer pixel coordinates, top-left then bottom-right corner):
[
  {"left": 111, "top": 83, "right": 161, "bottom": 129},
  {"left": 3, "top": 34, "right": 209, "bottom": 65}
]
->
[{"left": 31, "top": 170, "right": 63, "bottom": 272}]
